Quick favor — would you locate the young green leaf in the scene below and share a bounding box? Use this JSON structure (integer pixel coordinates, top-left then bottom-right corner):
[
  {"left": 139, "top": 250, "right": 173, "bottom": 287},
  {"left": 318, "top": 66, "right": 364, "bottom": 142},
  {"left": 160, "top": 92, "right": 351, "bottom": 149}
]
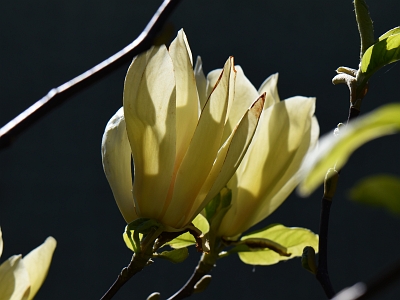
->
[
  {"left": 299, "top": 103, "right": 400, "bottom": 197},
  {"left": 167, "top": 214, "right": 209, "bottom": 249},
  {"left": 237, "top": 224, "right": 318, "bottom": 265},
  {"left": 354, "top": 0, "right": 375, "bottom": 58},
  {"left": 377, "top": 26, "right": 400, "bottom": 42},
  {"left": 349, "top": 174, "right": 400, "bottom": 215},
  {"left": 359, "top": 33, "right": 400, "bottom": 84},
  {"left": 153, "top": 248, "right": 189, "bottom": 263}
]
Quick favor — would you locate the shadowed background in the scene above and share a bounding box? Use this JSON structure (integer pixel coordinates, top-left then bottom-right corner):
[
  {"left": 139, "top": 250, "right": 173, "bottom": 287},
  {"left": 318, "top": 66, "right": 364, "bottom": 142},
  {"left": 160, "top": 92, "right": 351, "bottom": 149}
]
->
[{"left": 1, "top": 0, "right": 400, "bottom": 299}]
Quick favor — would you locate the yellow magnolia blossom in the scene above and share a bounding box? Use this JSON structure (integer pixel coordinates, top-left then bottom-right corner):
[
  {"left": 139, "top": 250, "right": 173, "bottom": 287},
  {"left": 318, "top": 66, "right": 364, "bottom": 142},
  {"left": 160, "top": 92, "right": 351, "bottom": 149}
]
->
[
  {"left": 0, "top": 228, "right": 56, "bottom": 300},
  {"left": 102, "top": 29, "right": 265, "bottom": 230},
  {"left": 215, "top": 74, "right": 319, "bottom": 238}
]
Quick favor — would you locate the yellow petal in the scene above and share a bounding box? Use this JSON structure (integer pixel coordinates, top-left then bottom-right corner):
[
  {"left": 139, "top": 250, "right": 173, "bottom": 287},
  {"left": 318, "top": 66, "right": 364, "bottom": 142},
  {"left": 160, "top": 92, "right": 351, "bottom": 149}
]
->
[
  {"left": 221, "top": 66, "right": 259, "bottom": 144},
  {"left": 194, "top": 56, "right": 207, "bottom": 112},
  {"left": 219, "top": 97, "right": 317, "bottom": 237},
  {"left": 0, "top": 255, "right": 30, "bottom": 300},
  {"left": 258, "top": 73, "right": 280, "bottom": 107},
  {"left": 162, "top": 58, "right": 233, "bottom": 228},
  {"left": 169, "top": 29, "right": 199, "bottom": 171},
  {"left": 187, "top": 94, "right": 266, "bottom": 222},
  {"left": 23, "top": 237, "right": 57, "bottom": 300},
  {"left": 123, "top": 46, "right": 176, "bottom": 220},
  {"left": 102, "top": 108, "right": 137, "bottom": 223}
]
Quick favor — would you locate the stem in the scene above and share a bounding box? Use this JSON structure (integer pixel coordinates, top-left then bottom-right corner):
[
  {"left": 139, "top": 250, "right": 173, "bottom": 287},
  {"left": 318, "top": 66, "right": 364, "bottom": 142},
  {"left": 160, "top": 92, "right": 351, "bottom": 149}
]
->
[
  {"left": 316, "top": 197, "right": 335, "bottom": 299},
  {"left": 167, "top": 252, "right": 218, "bottom": 300},
  {"left": 101, "top": 227, "right": 162, "bottom": 300},
  {"left": 100, "top": 251, "right": 152, "bottom": 300}
]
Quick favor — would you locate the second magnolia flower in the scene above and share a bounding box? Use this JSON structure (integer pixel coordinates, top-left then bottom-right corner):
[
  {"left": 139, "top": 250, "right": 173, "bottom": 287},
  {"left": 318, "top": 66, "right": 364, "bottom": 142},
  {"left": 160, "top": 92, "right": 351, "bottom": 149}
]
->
[{"left": 102, "top": 29, "right": 266, "bottom": 229}]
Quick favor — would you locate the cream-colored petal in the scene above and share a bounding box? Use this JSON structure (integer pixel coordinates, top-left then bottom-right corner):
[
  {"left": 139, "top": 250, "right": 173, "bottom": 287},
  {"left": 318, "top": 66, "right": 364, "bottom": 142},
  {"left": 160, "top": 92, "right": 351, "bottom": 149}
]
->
[
  {"left": 0, "top": 227, "right": 3, "bottom": 257},
  {"left": 102, "top": 108, "right": 137, "bottom": 223},
  {"left": 0, "top": 255, "right": 30, "bottom": 300},
  {"left": 123, "top": 45, "right": 176, "bottom": 220},
  {"left": 258, "top": 73, "right": 280, "bottom": 107},
  {"left": 186, "top": 94, "right": 266, "bottom": 224},
  {"left": 221, "top": 66, "right": 259, "bottom": 144},
  {"left": 23, "top": 237, "right": 57, "bottom": 300},
  {"left": 162, "top": 58, "right": 233, "bottom": 228},
  {"left": 169, "top": 29, "right": 199, "bottom": 172},
  {"left": 219, "top": 97, "right": 317, "bottom": 237},
  {"left": 194, "top": 56, "right": 207, "bottom": 113}
]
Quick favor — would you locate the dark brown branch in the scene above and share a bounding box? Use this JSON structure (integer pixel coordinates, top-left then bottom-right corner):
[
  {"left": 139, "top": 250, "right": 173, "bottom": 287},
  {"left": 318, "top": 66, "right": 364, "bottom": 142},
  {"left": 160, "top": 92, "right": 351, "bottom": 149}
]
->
[
  {"left": 100, "top": 252, "right": 153, "bottom": 300},
  {"left": 0, "top": 0, "right": 182, "bottom": 150},
  {"left": 316, "top": 197, "right": 335, "bottom": 298},
  {"left": 167, "top": 253, "right": 217, "bottom": 300}
]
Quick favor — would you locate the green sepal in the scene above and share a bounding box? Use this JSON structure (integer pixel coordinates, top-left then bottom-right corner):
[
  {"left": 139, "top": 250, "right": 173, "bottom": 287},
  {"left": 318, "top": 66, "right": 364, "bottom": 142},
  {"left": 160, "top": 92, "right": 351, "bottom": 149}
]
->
[
  {"left": 205, "top": 187, "right": 232, "bottom": 221},
  {"left": 236, "top": 224, "right": 319, "bottom": 266},
  {"left": 126, "top": 218, "right": 163, "bottom": 235},
  {"left": 166, "top": 214, "right": 209, "bottom": 249},
  {"left": 153, "top": 248, "right": 189, "bottom": 263},
  {"left": 302, "top": 246, "right": 317, "bottom": 274},
  {"left": 349, "top": 174, "right": 400, "bottom": 215},
  {"left": 359, "top": 33, "right": 400, "bottom": 85}
]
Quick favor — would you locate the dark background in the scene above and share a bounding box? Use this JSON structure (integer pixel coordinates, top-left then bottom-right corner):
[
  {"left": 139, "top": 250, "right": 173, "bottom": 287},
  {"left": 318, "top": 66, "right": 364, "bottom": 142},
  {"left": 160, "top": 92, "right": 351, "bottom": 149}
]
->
[{"left": 1, "top": 0, "right": 400, "bottom": 299}]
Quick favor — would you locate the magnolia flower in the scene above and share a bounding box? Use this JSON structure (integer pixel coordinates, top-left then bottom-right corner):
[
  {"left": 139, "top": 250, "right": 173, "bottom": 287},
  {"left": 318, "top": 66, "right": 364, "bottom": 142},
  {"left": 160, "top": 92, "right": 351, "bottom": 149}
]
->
[
  {"left": 215, "top": 73, "right": 319, "bottom": 238},
  {"left": 0, "top": 228, "right": 56, "bottom": 300},
  {"left": 102, "top": 29, "right": 265, "bottom": 230}
]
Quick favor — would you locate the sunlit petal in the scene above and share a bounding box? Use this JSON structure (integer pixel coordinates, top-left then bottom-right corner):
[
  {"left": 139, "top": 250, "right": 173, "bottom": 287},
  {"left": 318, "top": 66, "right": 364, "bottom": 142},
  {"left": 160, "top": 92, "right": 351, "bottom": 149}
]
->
[
  {"left": 169, "top": 29, "right": 199, "bottom": 169},
  {"left": 187, "top": 94, "right": 266, "bottom": 223},
  {"left": 219, "top": 97, "right": 317, "bottom": 237},
  {"left": 0, "top": 255, "right": 30, "bottom": 300},
  {"left": 123, "top": 45, "right": 176, "bottom": 220},
  {"left": 194, "top": 56, "right": 207, "bottom": 112},
  {"left": 23, "top": 237, "right": 57, "bottom": 300},
  {"left": 258, "top": 73, "right": 280, "bottom": 107},
  {"left": 102, "top": 108, "right": 137, "bottom": 222},
  {"left": 163, "top": 58, "right": 233, "bottom": 228},
  {"left": 221, "top": 66, "right": 259, "bottom": 143}
]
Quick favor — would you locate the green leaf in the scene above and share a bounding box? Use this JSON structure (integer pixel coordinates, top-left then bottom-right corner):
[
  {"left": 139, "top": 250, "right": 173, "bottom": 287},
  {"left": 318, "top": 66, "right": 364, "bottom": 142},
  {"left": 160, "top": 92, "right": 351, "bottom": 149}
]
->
[
  {"left": 349, "top": 174, "right": 400, "bottom": 215},
  {"left": 299, "top": 103, "right": 400, "bottom": 197},
  {"left": 360, "top": 33, "right": 400, "bottom": 84},
  {"left": 377, "top": 26, "right": 400, "bottom": 42},
  {"left": 354, "top": 0, "right": 375, "bottom": 57},
  {"left": 167, "top": 214, "right": 210, "bottom": 249},
  {"left": 154, "top": 248, "right": 189, "bottom": 263},
  {"left": 123, "top": 230, "right": 143, "bottom": 252},
  {"left": 237, "top": 224, "right": 318, "bottom": 266}
]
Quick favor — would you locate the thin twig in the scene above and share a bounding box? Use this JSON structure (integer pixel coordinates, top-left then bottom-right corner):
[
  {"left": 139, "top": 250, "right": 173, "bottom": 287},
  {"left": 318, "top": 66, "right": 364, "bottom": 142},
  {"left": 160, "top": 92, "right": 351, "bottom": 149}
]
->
[{"left": 0, "top": 0, "right": 182, "bottom": 150}]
